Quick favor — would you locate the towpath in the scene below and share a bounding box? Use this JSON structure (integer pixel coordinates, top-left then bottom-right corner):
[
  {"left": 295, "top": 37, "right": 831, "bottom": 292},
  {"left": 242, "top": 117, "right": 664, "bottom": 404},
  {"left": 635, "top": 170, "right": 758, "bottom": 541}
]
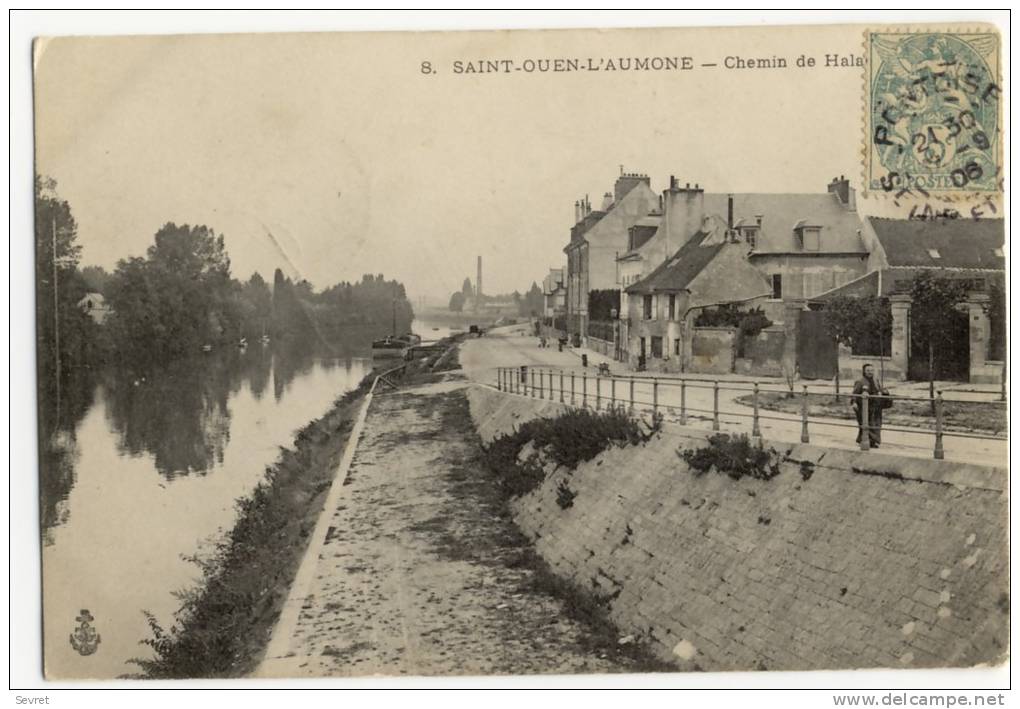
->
[{"left": 257, "top": 377, "right": 639, "bottom": 677}]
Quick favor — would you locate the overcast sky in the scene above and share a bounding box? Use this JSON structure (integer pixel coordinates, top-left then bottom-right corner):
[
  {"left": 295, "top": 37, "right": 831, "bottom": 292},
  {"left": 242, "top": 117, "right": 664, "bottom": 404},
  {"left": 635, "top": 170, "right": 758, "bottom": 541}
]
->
[{"left": 35, "top": 24, "right": 868, "bottom": 304}]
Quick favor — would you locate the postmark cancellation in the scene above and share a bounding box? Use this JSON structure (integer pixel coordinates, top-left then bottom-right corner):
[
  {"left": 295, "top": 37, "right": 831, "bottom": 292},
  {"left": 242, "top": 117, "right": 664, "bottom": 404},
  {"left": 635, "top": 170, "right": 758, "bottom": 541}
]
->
[{"left": 864, "top": 28, "right": 1001, "bottom": 198}]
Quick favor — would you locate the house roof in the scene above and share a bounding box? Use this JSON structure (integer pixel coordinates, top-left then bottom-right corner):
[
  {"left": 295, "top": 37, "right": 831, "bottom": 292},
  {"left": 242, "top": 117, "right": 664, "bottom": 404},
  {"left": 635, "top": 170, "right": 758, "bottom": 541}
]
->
[
  {"left": 703, "top": 192, "right": 865, "bottom": 254},
  {"left": 78, "top": 292, "right": 106, "bottom": 305},
  {"left": 618, "top": 222, "right": 661, "bottom": 260},
  {"left": 868, "top": 217, "right": 1005, "bottom": 270},
  {"left": 625, "top": 231, "right": 724, "bottom": 294}
]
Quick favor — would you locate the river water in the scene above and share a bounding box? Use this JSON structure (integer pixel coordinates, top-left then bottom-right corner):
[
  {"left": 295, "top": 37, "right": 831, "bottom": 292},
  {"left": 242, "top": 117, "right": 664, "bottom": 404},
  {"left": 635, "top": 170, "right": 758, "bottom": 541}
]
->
[{"left": 40, "top": 340, "right": 376, "bottom": 679}]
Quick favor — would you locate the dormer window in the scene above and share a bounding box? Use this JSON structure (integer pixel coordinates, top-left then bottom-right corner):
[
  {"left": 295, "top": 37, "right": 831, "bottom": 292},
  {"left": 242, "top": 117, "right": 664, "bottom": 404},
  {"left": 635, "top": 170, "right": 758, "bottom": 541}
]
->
[
  {"left": 803, "top": 228, "right": 820, "bottom": 251},
  {"left": 793, "top": 220, "right": 821, "bottom": 251}
]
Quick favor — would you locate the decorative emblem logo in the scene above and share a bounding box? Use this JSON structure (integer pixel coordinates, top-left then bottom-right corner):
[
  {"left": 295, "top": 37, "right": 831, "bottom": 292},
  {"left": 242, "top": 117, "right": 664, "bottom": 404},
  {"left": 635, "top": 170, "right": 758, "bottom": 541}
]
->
[{"left": 69, "top": 609, "right": 101, "bottom": 656}]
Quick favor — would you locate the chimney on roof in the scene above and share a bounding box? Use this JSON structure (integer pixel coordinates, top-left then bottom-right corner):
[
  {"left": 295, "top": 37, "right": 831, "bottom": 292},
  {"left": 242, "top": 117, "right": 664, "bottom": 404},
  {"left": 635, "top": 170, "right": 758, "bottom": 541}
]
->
[
  {"left": 601, "top": 192, "right": 613, "bottom": 211},
  {"left": 574, "top": 200, "right": 581, "bottom": 223},
  {"left": 614, "top": 171, "right": 651, "bottom": 203},
  {"left": 755, "top": 215, "right": 763, "bottom": 227},
  {"left": 827, "top": 175, "right": 856, "bottom": 211}
]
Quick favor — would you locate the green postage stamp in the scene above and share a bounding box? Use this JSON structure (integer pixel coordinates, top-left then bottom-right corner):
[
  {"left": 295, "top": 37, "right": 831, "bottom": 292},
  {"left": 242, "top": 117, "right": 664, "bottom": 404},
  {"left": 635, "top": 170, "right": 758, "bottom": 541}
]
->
[{"left": 865, "top": 28, "right": 1001, "bottom": 195}]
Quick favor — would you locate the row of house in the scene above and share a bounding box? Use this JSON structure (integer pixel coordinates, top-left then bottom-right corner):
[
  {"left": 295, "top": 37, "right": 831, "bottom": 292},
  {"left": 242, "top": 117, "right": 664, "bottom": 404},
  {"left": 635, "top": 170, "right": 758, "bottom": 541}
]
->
[{"left": 550, "top": 168, "right": 1005, "bottom": 384}]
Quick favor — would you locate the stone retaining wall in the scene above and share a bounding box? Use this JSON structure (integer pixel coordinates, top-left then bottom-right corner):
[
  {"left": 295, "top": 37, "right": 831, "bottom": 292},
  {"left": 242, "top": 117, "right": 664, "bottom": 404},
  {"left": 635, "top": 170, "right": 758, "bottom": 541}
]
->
[{"left": 467, "top": 386, "right": 1009, "bottom": 671}]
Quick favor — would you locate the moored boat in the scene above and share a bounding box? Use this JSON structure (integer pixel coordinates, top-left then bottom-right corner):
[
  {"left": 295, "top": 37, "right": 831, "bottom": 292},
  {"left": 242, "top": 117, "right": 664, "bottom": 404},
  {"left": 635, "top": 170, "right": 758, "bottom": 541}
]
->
[{"left": 371, "top": 332, "right": 421, "bottom": 358}]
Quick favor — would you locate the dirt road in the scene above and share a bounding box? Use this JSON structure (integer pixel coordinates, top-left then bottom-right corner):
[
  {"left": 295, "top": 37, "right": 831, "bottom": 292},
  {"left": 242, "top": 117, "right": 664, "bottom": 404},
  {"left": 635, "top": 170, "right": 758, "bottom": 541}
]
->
[{"left": 257, "top": 378, "right": 647, "bottom": 677}]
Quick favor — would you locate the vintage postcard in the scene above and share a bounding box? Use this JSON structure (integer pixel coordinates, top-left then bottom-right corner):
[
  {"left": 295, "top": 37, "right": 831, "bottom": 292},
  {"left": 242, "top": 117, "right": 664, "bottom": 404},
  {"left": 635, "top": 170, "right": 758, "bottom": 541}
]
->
[{"left": 32, "top": 21, "right": 1007, "bottom": 682}]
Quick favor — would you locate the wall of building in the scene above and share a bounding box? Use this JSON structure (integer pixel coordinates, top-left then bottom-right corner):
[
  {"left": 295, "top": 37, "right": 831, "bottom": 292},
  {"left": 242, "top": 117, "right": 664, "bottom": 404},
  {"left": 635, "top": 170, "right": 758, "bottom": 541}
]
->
[
  {"left": 690, "top": 327, "right": 736, "bottom": 374},
  {"left": 467, "top": 386, "right": 1009, "bottom": 672},
  {"left": 735, "top": 326, "right": 786, "bottom": 377},
  {"left": 750, "top": 254, "right": 868, "bottom": 301},
  {"left": 581, "top": 183, "right": 659, "bottom": 295}
]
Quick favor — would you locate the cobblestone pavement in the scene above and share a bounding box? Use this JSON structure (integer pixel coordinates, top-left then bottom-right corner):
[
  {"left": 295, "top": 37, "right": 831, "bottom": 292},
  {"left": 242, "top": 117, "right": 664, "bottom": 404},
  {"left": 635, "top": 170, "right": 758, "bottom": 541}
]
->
[{"left": 257, "top": 380, "right": 635, "bottom": 677}]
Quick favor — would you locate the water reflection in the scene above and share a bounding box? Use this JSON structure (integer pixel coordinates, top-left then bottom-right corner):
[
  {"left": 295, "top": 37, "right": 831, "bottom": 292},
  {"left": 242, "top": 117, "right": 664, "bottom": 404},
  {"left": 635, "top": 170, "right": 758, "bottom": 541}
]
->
[
  {"left": 40, "top": 340, "right": 374, "bottom": 679},
  {"left": 40, "top": 339, "right": 369, "bottom": 539}
]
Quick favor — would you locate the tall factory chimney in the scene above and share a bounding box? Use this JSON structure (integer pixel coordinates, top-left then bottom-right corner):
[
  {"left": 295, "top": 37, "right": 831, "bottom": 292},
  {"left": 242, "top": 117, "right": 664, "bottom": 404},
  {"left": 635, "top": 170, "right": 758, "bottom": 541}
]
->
[{"left": 476, "top": 255, "right": 483, "bottom": 312}]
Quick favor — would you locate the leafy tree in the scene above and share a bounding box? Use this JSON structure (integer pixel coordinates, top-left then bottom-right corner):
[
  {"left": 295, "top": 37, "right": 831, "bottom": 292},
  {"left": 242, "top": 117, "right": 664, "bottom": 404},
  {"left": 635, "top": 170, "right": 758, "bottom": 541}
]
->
[
  {"left": 587, "top": 289, "right": 620, "bottom": 321},
  {"left": 823, "top": 295, "right": 891, "bottom": 399},
  {"left": 80, "top": 265, "right": 113, "bottom": 294},
  {"left": 461, "top": 278, "right": 474, "bottom": 298},
  {"left": 524, "top": 281, "right": 544, "bottom": 317},
  {"left": 35, "top": 176, "right": 96, "bottom": 425},
  {"left": 822, "top": 297, "right": 861, "bottom": 399},
  {"left": 448, "top": 291, "right": 465, "bottom": 312},
  {"left": 910, "top": 272, "right": 967, "bottom": 407},
  {"left": 106, "top": 223, "right": 236, "bottom": 361}
]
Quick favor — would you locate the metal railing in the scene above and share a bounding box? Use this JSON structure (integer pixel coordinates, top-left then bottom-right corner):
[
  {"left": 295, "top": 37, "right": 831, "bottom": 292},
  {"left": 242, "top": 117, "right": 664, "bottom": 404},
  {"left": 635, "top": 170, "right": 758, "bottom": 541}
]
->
[{"left": 493, "top": 365, "right": 1007, "bottom": 461}]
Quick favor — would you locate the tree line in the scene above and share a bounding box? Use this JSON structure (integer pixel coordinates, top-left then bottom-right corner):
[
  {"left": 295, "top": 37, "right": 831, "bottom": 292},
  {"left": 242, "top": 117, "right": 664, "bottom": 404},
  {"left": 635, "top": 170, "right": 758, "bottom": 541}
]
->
[{"left": 36, "top": 175, "right": 414, "bottom": 388}]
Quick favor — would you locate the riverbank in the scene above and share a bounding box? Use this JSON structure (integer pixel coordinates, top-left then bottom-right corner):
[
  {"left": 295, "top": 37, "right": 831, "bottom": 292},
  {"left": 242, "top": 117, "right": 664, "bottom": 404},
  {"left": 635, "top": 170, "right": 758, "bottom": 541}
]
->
[
  {"left": 130, "top": 373, "right": 375, "bottom": 678},
  {"left": 133, "top": 336, "right": 468, "bottom": 678}
]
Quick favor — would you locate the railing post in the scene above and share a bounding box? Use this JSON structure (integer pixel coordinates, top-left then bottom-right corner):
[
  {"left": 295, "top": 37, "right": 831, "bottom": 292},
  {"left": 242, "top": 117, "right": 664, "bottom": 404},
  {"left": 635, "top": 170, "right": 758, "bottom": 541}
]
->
[
  {"left": 559, "top": 370, "right": 565, "bottom": 403},
  {"left": 934, "top": 391, "right": 945, "bottom": 460},
  {"left": 582, "top": 372, "right": 588, "bottom": 408},
  {"left": 539, "top": 369, "right": 545, "bottom": 399},
  {"left": 859, "top": 391, "right": 870, "bottom": 450},
  {"left": 530, "top": 368, "right": 535, "bottom": 397},
  {"left": 611, "top": 377, "right": 616, "bottom": 410},
  {"left": 653, "top": 378, "right": 659, "bottom": 414},
  {"left": 679, "top": 378, "right": 687, "bottom": 425},
  {"left": 712, "top": 380, "right": 720, "bottom": 431},
  {"left": 800, "top": 385, "right": 810, "bottom": 443},
  {"left": 570, "top": 371, "right": 576, "bottom": 405},
  {"left": 752, "top": 382, "right": 761, "bottom": 438},
  {"left": 629, "top": 376, "right": 635, "bottom": 414},
  {"left": 595, "top": 375, "right": 602, "bottom": 410}
]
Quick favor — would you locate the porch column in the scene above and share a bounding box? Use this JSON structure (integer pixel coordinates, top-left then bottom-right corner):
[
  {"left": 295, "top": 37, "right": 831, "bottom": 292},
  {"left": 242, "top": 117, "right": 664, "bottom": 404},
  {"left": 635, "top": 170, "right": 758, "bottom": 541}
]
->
[
  {"left": 966, "top": 292, "right": 991, "bottom": 372},
  {"left": 889, "top": 294, "right": 911, "bottom": 378},
  {"left": 782, "top": 299, "right": 804, "bottom": 378}
]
